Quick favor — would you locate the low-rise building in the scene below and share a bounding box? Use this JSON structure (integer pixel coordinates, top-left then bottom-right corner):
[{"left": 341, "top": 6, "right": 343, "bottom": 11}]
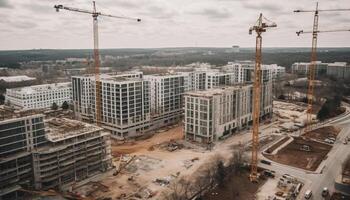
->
[{"left": 5, "top": 82, "right": 72, "bottom": 110}]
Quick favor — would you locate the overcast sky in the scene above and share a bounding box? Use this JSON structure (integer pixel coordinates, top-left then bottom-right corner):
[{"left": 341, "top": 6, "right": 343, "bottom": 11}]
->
[{"left": 0, "top": 0, "right": 349, "bottom": 50}]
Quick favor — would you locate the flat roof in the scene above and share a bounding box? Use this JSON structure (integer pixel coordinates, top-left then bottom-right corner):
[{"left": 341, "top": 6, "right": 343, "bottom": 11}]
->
[
  {"left": 8, "top": 82, "right": 71, "bottom": 94},
  {"left": 0, "top": 107, "right": 44, "bottom": 121},
  {"left": 0, "top": 75, "right": 36, "bottom": 82},
  {"left": 45, "top": 118, "right": 103, "bottom": 142},
  {"left": 185, "top": 84, "right": 251, "bottom": 97}
]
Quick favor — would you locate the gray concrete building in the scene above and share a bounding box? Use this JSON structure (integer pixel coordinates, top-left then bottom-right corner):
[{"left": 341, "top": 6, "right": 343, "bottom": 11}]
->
[
  {"left": 0, "top": 110, "right": 112, "bottom": 199},
  {"left": 326, "top": 62, "right": 350, "bottom": 79},
  {"left": 291, "top": 61, "right": 328, "bottom": 77}
]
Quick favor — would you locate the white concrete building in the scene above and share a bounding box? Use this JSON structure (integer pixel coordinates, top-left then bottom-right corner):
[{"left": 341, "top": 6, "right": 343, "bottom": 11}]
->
[
  {"left": 224, "top": 61, "right": 284, "bottom": 83},
  {"left": 5, "top": 82, "right": 72, "bottom": 110},
  {"left": 72, "top": 72, "right": 150, "bottom": 139},
  {"left": 0, "top": 75, "right": 36, "bottom": 83},
  {"left": 144, "top": 74, "right": 185, "bottom": 129},
  {"left": 291, "top": 61, "right": 328, "bottom": 76},
  {"left": 184, "top": 82, "right": 273, "bottom": 143}
]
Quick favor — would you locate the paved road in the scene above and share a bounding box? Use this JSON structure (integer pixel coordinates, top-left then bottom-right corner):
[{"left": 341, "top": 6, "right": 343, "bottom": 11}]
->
[{"left": 259, "top": 111, "right": 350, "bottom": 200}]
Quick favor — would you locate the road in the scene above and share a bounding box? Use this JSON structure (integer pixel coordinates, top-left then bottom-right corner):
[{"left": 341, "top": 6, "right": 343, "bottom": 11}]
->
[{"left": 259, "top": 110, "right": 350, "bottom": 200}]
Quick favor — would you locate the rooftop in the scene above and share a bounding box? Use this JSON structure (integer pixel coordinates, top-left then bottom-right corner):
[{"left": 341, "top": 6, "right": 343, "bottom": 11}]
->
[
  {"left": 185, "top": 84, "right": 251, "bottom": 97},
  {"left": 7, "top": 82, "right": 71, "bottom": 94},
  {"left": 0, "top": 106, "right": 43, "bottom": 121},
  {"left": 0, "top": 75, "right": 36, "bottom": 82},
  {"left": 45, "top": 118, "right": 103, "bottom": 142}
]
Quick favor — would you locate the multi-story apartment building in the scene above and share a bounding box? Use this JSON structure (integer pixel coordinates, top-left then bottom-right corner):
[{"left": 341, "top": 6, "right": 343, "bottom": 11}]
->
[
  {"left": 72, "top": 72, "right": 150, "bottom": 139},
  {"left": 5, "top": 82, "right": 72, "bottom": 110},
  {"left": 224, "top": 61, "right": 284, "bottom": 83},
  {"left": 144, "top": 74, "right": 185, "bottom": 130},
  {"left": 291, "top": 61, "right": 328, "bottom": 76},
  {"left": 184, "top": 82, "right": 272, "bottom": 143},
  {"left": 0, "top": 113, "right": 46, "bottom": 199},
  {"left": 326, "top": 62, "right": 350, "bottom": 79},
  {"left": 0, "top": 111, "right": 112, "bottom": 199},
  {"left": 32, "top": 118, "right": 112, "bottom": 190}
]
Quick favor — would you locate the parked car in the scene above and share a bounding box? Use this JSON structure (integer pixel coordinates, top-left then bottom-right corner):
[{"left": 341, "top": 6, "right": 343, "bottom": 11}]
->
[
  {"left": 261, "top": 159, "right": 271, "bottom": 165},
  {"left": 304, "top": 190, "right": 312, "bottom": 199},
  {"left": 264, "top": 170, "right": 275, "bottom": 178},
  {"left": 322, "top": 187, "right": 329, "bottom": 197},
  {"left": 344, "top": 139, "right": 348, "bottom": 145}
]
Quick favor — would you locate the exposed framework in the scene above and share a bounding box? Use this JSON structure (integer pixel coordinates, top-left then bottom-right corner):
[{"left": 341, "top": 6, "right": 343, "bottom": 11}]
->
[
  {"left": 54, "top": 1, "right": 141, "bottom": 126},
  {"left": 294, "top": 3, "right": 350, "bottom": 133},
  {"left": 248, "top": 13, "right": 276, "bottom": 182}
]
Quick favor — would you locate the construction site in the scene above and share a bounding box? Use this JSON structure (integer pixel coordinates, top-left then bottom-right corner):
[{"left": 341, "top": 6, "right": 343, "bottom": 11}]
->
[{"left": 1, "top": 0, "right": 350, "bottom": 200}]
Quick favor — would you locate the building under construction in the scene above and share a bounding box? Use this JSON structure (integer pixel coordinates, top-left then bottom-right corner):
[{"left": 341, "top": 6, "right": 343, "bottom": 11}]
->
[
  {"left": 0, "top": 110, "right": 112, "bottom": 199},
  {"left": 184, "top": 82, "right": 273, "bottom": 143}
]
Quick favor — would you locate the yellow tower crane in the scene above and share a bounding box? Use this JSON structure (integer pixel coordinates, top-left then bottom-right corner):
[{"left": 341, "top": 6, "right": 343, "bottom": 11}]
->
[
  {"left": 248, "top": 13, "right": 276, "bottom": 182},
  {"left": 54, "top": 1, "right": 141, "bottom": 126},
  {"left": 294, "top": 3, "right": 350, "bottom": 133}
]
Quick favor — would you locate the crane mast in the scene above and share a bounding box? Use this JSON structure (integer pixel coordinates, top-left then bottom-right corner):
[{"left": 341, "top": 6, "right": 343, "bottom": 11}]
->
[
  {"left": 92, "top": 1, "right": 102, "bottom": 125},
  {"left": 54, "top": 1, "right": 141, "bottom": 126},
  {"left": 249, "top": 13, "right": 276, "bottom": 182},
  {"left": 306, "top": 3, "right": 319, "bottom": 133},
  {"left": 294, "top": 3, "right": 350, "bottom": 133}
]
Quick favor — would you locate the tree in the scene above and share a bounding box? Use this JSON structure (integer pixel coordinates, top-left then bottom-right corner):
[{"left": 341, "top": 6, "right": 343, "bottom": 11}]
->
[
  {"left": 51, "top": 102, "right": 58, "bottom": 110},
  {"left": 278, "top": 94, "right": 285, "bottom": 100},
  {"left": 215, "top": 161, "right": 226, "bottom": 187},
  {"left": 317, "top": 101, "right": 330, "bottom": 121},
  {"left": 61, "top": 101, "right": 69, "bottom": 110},
  {"left": 0, "top": 93, "right": 4, "bottom": 105}
]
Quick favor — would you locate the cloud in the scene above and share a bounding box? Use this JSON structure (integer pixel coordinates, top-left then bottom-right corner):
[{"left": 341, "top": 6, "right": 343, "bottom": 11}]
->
[
  {"left": 0, "top": 0, "right": 12, "bottom": 8},
  {"left": 187, "top": 7, "right": 232, "bottom": 19}
]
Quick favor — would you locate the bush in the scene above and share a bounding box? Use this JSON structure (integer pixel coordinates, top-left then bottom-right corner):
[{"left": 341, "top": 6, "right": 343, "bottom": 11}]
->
[
  {"left": 61, "top": 101, "right": 69, "bottom": 110},
  {"left": 51, "top": 102, "right": 58, "bottom": 110}
]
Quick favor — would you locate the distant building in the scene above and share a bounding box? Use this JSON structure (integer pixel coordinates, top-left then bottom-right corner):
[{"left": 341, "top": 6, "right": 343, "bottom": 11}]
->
[
  {"left": 225, "top": 45, "right": 240, "bottom": 53},
  {"left": 184, "top": 83, "right": 272, "bottom": 143},
  {"left": 5, "top": 82, "right": 72, "bottom": 110},
  {"left": 326, "top": 62, "right": 350, "bottom": 79},
  {"left": 0, "top": 75, "right": 36, "bottom": 83},
  {"left": 224, "top": 61, "right": 285, "bottom": 83},
  {"left": 291, "top": 61, "right": 328, "bottom": 76},
  {"left": 0, "top": 112, "right": 112, "bottom": 199}
]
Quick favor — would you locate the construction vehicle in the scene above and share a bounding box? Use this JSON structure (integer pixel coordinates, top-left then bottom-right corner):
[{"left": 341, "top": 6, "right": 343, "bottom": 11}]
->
[
  {"left": 294, "top": 3, "right": 350, "bottom": 133},
  {"left": 54, "top": 1, "right": 141, "bottom": 126},
  {"left": 248, "top": 13, "right": 276, "bottom": 182}
]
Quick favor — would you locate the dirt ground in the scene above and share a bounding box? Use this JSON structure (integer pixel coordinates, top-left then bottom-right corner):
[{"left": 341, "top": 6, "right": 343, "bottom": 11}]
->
[
  {"left": 265, "top": 137, "right": 332, "bottom": 171},
  {"left": 111, "top": 126, "right": 184, "bottom": 155},
  {"left": 265, "top": 136, "right": 290, "bottom": 154},
  {"left": 202, "top": 171, "right": 266, "bottom": 200},
  {"left": 303, "top": 126, "right": 341, "bottom": 142}
]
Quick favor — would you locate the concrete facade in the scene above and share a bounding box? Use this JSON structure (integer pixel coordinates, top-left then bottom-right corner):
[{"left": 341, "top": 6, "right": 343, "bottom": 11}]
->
[
  {"left": 72, "top": 72, "right": 149, "bottom": 139},
  {"left": 0, "top": 113, "right": 112, "bottom": 199},
  {"left": 184, "top": 82, "right": 273, "bottom": 143},
  {"left": 326, "top": 62, "right": 350, "bottom": 79},
  {"left": 5, "top": 82, "right": 72, "bottom": 110}
]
